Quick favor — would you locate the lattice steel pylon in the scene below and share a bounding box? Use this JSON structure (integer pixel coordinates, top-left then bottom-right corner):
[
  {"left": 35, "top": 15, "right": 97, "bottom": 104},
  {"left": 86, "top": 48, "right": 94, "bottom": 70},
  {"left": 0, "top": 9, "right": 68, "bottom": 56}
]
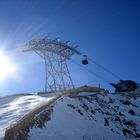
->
[{"left": 23, "top": 37, "right": 81, "bottom": 93}]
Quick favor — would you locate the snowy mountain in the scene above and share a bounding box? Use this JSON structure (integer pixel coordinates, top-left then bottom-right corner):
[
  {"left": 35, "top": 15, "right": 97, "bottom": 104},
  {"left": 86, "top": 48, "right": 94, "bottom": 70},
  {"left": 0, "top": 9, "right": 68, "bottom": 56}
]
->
[
  {"left": 2, "top": 91, "right": 140, "bottom": 140},
  {"left": 0, "top": 95, "right": 55, "bottom": 140}
]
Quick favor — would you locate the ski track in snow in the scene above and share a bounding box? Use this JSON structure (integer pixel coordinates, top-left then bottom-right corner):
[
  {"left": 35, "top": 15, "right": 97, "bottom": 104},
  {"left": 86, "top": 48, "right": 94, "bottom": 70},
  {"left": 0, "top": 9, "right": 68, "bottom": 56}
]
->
[{"left": 0, "top": 95, "right": 55, "bottom": 140}]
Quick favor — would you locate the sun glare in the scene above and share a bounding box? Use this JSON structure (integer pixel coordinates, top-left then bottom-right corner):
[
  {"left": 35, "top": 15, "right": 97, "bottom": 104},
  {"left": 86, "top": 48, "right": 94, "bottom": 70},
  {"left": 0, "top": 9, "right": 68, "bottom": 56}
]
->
[{"left": 0, "top": 50, "right": 17, "bottom": 81}]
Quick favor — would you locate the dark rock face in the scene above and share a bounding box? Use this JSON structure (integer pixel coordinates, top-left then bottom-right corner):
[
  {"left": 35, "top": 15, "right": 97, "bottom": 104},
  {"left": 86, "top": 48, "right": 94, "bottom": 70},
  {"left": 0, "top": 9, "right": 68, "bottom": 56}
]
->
[
  {"left": 122, "top": 100, "right": 138, "bottom": 107},
  {"left": 67, "top": 94, "right": 140, "bottom": 139},
  {"left": 104, "top": 118, "right": 109, "bottom": 126},
  {"left": 128, "top": 110, "right": 135, "bottom": 115},
  {"left": 110, "top": 80, "right": 138, "bottom": 92}
]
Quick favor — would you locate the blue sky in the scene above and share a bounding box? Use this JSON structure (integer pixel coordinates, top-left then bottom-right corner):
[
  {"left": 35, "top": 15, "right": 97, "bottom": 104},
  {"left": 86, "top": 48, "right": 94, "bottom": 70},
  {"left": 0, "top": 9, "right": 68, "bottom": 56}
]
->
[{"left": 0, "top": 0, "right": 140, "bottom": 95}]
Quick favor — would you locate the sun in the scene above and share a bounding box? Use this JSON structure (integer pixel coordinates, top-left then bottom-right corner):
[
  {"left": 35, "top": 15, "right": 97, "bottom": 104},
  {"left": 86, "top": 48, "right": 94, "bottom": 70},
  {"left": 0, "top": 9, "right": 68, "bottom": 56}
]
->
[{"left": 0, "top": 50, "right": 17, "bottom": 81}]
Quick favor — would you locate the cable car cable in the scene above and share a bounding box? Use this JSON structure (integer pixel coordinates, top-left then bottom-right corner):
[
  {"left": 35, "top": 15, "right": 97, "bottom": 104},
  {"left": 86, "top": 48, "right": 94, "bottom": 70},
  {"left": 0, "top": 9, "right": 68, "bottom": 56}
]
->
[
  {"left": 87, "top": 57, "right": 121, "bottom": 80},
  {"left": 71, "top": 59, "right": 110, "bottom": 84},
  {"left": 80, "top": 53, "right": 136, "bottom": 91}
]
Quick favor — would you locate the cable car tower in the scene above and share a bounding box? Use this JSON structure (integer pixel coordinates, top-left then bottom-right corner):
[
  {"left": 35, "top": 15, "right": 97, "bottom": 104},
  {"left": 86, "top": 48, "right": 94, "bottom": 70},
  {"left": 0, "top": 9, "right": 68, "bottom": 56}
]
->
[{"left": 24, "top": 37, "right": 81, "bottom": 93}]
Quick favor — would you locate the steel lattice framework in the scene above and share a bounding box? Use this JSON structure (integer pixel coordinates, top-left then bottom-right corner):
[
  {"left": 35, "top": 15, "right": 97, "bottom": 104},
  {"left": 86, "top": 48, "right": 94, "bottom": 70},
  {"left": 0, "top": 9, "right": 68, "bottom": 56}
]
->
[{"left": 24, "top": 37, "right": 81, "bottom": 93}]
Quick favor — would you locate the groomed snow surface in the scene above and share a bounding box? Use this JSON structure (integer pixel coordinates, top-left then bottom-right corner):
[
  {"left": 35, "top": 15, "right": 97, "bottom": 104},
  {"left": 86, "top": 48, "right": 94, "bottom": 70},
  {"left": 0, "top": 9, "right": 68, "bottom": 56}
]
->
[{"left": 0, "top": 95, "right": 55, "bottom": 140}]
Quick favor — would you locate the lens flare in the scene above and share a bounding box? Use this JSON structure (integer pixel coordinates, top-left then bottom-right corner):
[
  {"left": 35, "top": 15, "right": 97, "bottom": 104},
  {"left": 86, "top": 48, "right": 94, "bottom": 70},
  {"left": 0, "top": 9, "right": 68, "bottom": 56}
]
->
[{"left": 0, "top": 50, "right": 17, "bottom": 81}]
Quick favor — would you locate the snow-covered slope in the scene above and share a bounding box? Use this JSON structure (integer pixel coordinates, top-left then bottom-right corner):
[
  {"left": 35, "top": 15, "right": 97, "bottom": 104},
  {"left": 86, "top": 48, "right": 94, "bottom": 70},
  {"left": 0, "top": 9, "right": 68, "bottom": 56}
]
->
[
  {"left": 0, "top": 95, "right": 55, "bottom": 140},
  {"left": 9, "top": 92, "right": 140, "bottom": 140}
]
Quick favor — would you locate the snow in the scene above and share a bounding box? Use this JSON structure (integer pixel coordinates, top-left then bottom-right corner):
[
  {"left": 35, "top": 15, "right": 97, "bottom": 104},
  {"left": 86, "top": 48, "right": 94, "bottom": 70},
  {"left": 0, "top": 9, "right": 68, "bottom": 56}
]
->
[
  {"left": 0, "top": 96, "right": 18, "bottom": 106},
  {"left": 72, "top": 91, "right": 97, "bottom": 96},
  {"left": 30, "top": 98, "right": 123, "bottom": 140},
  {"left": 28, "top": 93, "right": 140, "bottom": 140},
  {"left": 0, "top": 95, "right": 55, "bottom": 140},
  {"left": 1, "top": 92, "right": 140, "bottom": 140}
]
